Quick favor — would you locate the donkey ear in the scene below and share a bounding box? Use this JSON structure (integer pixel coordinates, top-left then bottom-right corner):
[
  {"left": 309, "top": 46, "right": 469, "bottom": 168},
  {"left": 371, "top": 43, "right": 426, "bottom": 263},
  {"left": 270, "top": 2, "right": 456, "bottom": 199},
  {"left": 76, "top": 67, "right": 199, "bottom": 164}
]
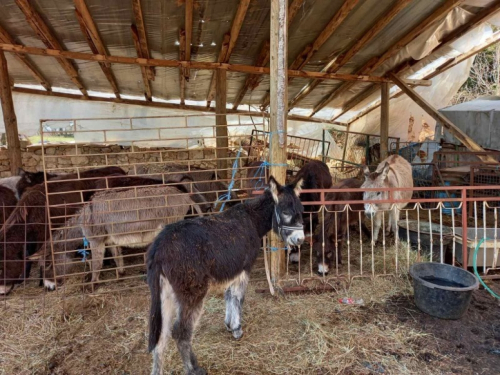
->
[
  {"left": 268, "top": 175, "right": 282, "bottom": 203},
  {"left": 292, "top": 178, "right": 303, "bottom": 197},
  {"left": 380, "top": 163, "right": 391, "bottom": 180},
  {"left": 363, "top": 166, "right": 370, "bottom": 179}
]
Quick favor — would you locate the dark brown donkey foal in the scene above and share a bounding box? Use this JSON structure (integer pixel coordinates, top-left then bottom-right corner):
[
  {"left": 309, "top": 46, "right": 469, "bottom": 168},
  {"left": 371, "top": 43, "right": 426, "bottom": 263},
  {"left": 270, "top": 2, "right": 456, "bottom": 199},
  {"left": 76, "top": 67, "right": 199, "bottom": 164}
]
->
[{"left": 147, "top": 177, "right": 305, "bottom": 375}]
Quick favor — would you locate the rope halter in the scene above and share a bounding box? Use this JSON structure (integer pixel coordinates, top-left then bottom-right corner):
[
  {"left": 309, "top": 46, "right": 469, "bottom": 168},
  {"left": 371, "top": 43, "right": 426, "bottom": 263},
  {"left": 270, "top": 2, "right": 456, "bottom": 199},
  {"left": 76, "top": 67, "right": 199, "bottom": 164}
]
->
[{"left": 274, "top": 206, "right": 303, "bottom": 242}]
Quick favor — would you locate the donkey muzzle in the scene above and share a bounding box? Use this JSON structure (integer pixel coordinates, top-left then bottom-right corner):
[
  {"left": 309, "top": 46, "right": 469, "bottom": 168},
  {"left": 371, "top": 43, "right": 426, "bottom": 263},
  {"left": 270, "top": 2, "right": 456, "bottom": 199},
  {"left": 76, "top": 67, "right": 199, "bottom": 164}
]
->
[{"left": 287, "top": 229, "right": 305, "bottom": 246}]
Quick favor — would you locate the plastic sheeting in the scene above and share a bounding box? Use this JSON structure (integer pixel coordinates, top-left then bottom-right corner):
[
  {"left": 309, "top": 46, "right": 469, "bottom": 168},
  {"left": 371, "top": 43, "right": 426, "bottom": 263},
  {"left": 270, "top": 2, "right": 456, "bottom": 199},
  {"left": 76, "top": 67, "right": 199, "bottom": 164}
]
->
[
  {"left": 324, "top": 5, "right": 500, "bottom": 142},
  {"left": 0, "top": 0, "right": 494, "bottom": 108},
  {"left": 0, "top": 0, "right": 498, "bottom": 146},
  {"left": 436, "top": 96, "right": 500, "bottom": 150},
  {"left": 5, "top": 91, "right": 337, "bottom": 158}
]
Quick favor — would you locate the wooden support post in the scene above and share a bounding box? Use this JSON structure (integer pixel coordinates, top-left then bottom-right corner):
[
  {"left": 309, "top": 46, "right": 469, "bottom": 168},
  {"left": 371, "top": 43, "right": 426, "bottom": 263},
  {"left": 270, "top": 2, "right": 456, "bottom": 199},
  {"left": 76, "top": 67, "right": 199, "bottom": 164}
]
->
[
  {"left": 341, "top": 125, "right": 349, "bottom": 171},
  {"left": 390, "top": 73, "right": 497, "bottom": 164},
  {"left": 0, "top": 51, "right": 21, "bottom": 174},
  {"left": 215, "top": 69, "right": 228, "bottom": 180},
  {"left": 269, "top": 0, "right": 288, "bottom": 283},
  {"left": 380, "top": 82, "right": 389, "bottom": 159},
  {"left": 179, "top": 29, "right": 186, "bottom": 105}
]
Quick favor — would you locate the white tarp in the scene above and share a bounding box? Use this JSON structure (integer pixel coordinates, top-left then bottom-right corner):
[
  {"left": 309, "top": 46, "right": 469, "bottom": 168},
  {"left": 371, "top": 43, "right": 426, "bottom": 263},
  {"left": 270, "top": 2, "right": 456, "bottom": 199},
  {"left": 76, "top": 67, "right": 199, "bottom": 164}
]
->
[
  {"left": 0, "top": 1, "right": 499, "bottom": 150},
  {"left": 5, "top": 91, "right": 337, "bottom": 158},
  {"left": 339, "top": 8, "right": 500, "bottom": 142}
]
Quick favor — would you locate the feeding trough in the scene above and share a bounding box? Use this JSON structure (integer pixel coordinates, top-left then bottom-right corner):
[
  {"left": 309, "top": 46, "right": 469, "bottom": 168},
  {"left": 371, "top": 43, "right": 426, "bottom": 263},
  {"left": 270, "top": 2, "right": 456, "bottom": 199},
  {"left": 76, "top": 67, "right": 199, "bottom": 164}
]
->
[
  {"left": 409, "top": 263, "right": 479, "bottom": 319},
  {"left": 398, "top": 220, "right": 454, "bottom": 261}
]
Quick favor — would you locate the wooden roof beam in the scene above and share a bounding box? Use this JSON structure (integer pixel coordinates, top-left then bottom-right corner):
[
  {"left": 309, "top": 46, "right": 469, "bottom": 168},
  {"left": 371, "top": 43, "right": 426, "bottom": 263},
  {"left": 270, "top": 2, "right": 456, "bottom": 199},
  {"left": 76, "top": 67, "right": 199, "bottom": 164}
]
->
[
  {"left": 345, "top": 30, "right": 500, "bottom": 125},
  {"left": 131, "top": 24, "right": 152, "bottom": 101},
  {"left": 232, "top": 0, "right": 305, "bottom": 110},
  {"left": 286, "top": 0, "right": 412, "bottom": 111},
  {"left": 334, "top": 0, "right": 500, "bottom": 122},
  {"left": 184, "top": 0, "right": 194, "bottom": 80},
  {"left": 260, "top": 0, "right": 360, "bottom": 109},
  {"left": 0, "top": 42, "right": 433, "bottom": 85},
  {"left": 206, "top": 33, "right": 231, "bottom": 107},
  {"left": 15, "top": 0, "right": 88, "bottom": 97},
  {"left": 390, "top": 72, "right": 496, "bottom": 163},
  {"left": 289, "top": 0, "right": 360, "bottom": 72},
  {"left": 312, "top": 0, "right": 464, "bottom": 118},
  {"left": 206, "top": 0, "right": 251, "bottom": 107},
  {"left": 0, "top": 23, "right": 50, "bottom": 91},
  {"left": 132, "top": 0, "right": 155, "bottom": 81},
  {"left": 74, "top": 0, "right": 120, "bottom": 99}
]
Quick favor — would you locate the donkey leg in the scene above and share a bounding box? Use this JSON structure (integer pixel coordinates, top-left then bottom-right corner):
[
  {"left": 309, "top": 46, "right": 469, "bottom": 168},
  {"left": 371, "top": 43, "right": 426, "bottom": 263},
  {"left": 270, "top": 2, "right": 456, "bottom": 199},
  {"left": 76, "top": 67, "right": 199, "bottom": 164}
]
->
[
  {"left": 151, "top": 276, "right": 178, "bottom": 375},
  {"left": 172, "top": 298, "right": 206, "bottom": 375},
  {"left": 109, "top": 246, "right": 125, "bottom": 275},
  {"left": 372, "top": 212, "right": 383, "bottom": 244},
  {"left": 89, "top": 242, "right": 106, "bottom": 285},
  {"left": 392, "top": 207, "right": 400, "bottom": 240},
  {"left": 224, "top": 288, "right": 233, "bottom": 332},
  {"left": 228, "top": 271, "right": 249, "bottom": 340}
]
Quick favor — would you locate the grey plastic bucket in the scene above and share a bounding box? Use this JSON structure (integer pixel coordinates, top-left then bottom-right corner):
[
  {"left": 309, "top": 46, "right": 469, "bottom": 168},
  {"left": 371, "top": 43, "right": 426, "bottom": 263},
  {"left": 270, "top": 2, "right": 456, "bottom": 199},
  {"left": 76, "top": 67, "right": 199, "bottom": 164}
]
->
[{"left": 409, "top": 263, "right": 479, "bottom": 319}]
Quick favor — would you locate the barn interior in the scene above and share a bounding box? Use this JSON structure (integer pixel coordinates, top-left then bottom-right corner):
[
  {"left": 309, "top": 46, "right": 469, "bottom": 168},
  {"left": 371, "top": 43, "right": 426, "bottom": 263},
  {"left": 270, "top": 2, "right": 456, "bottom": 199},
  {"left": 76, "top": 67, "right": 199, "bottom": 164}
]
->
[{"left": 1, "top": 1, "right": 500, "bottom": 374}]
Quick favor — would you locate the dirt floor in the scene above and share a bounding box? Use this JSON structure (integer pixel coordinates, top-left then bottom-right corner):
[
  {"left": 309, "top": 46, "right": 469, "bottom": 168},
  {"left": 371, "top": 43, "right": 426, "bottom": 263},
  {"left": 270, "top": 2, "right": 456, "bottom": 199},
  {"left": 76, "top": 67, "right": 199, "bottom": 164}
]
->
[{"left": 1, "top": 274, "right": 499, "bottom": 375}]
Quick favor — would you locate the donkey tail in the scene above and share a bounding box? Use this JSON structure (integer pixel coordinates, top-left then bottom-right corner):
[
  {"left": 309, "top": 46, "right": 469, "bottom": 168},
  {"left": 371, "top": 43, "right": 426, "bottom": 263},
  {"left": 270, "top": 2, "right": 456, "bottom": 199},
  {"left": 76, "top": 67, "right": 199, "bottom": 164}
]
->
[{"left": 148, "top": 258, "right": 163, "bottom": 352}]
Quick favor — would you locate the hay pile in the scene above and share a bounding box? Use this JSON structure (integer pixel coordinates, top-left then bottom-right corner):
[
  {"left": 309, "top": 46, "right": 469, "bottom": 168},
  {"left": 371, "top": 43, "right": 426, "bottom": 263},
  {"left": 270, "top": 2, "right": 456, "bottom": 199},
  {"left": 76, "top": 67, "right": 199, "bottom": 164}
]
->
[{"left": 1, "top": 272, "right": 462, "bottom": 375}]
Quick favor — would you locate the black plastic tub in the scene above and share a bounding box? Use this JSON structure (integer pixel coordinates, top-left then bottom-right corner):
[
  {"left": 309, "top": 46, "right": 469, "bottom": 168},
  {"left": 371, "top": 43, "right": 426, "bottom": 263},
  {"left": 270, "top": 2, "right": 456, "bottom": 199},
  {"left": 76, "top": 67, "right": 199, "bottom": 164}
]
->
[
  {"left": 409, "top": 263, "right": 479, "bottom": 319},
  {"left": 398, "top": 220, "right": 453, "bottom": 261}
]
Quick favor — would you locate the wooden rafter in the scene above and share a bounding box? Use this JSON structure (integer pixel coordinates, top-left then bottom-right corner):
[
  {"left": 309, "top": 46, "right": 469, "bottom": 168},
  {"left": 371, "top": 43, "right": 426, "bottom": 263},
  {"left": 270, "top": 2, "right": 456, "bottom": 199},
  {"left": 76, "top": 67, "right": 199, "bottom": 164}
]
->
[
  {"left": 232, "top": 0, "right": 305, "bottom": 110},
  {"left": 132, "top": 0, "right": 155, "bottom": 81},
  {"left": 179, "top": 28, "right": 186, "bottom": 105},
  {"left": 260, "top": 0, "right": 360, "bottom": 109},
  {"left": 335, "top": 0, "right": 500, "bottom": 123},
  {"left": 345, "top": 30, "right": 500, "bottom": 125},
  {"left": 131, "top": 24, "right": 153, "bottom": 101},
  {"left": 11, "top": 86, "right": 346, "bottom": 126},
  {"left": 206, "top": 33, "right": 231, "bottom": 107},
  {"left": 286, "top": 0, "right": 412, "bottom": 111},
  {"left": 0, "top": 24, "right": 51, "bottom": 91},
  {"left": 206, "top": 0, "right": 251, "bottom": 107},
  {"left": 74, "top": 0, "right": 120, "bottom": 99},
  {"left": 290, "top": 0, "right": 360, "bottom": 72},
  {"left": 0, "top": 42, "right": 433, "bottom": 85},
  {"left": 314, "top": 0, "right": 465, "bottom": 118},
  {"left": 390, "top": 73, "right": 496, "bottom": 163},
  {"left": 184, "top": 0, "right": 194, "bottom": 81},
  {"left": 15, "top": 0, "right": 88, "bottom": 97}
]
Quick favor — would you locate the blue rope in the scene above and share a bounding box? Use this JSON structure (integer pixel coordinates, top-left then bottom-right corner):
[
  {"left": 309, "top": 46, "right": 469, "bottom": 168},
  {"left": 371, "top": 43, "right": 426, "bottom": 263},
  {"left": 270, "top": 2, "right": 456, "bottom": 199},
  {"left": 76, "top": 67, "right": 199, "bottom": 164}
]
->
[
  {"left": 216, "top": 131, "right": 289, "bottom": 211},
  {"left": 77, "top": 237, "right": 90, "bottom": 262},
  {"left": 217, "top": 147, "right": 243, "bottom": 211},
  {"left": 269, "top": 246, "right": 288, "bottom": 252}
]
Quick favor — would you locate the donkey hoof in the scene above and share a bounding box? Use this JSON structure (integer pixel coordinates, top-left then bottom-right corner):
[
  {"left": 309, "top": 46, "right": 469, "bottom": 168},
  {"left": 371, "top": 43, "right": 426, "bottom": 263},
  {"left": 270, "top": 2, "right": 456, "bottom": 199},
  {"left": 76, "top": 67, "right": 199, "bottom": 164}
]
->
[
  {"left": 232, "top": 326, "right": 244, "bottom": 340},
  {"left": 188, "top": 367, "right": 207, "bottom": 375},
  {"left": 224, "top": 322, "right": 232, "bottom": 332},
  {"left": 43, "top": 279, "right": 56, "bottom": 291},
  {"left": 289, "top": 252, "right": 300, "bottom": 263}
]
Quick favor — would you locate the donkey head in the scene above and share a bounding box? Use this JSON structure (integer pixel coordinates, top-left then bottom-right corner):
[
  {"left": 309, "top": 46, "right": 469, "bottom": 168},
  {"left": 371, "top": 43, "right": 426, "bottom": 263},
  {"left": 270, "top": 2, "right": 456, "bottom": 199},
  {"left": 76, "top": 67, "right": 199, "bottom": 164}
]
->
[
  {"left": 361, "top": 162, "right": 391, "bottom": 218},
  {"left": 28, "top": 233, "right": 80, "bottom": 291},
  {"left": 268, "top": 176, "right": 305, "bottom": 247}
]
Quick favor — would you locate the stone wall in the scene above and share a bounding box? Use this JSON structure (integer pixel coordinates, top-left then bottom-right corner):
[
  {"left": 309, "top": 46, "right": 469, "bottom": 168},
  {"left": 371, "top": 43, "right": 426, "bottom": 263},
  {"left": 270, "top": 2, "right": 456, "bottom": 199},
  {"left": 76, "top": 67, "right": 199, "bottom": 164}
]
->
[{"left": 0, "top": 144, "right": 220, "bottom": 177}]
